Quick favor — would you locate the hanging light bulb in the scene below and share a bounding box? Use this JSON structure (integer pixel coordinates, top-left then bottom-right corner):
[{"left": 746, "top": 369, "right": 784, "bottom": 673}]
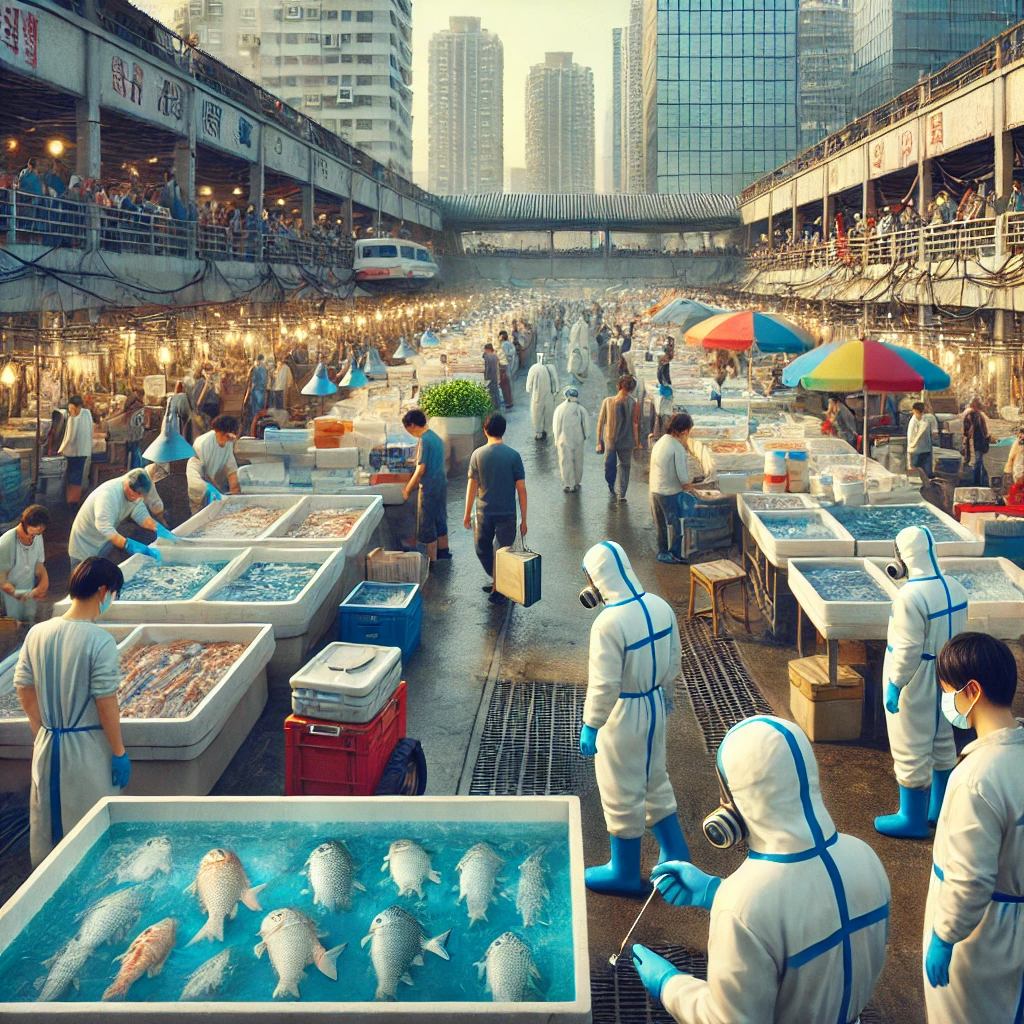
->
[
  {"left": 375, "top": 310, "right": 383, "bottom": 321},
  {"left": 0, "top": 362, "right": 16, "bottom": 386},
  {"left": 158, "top": 345, "right": 172, "bottom": 366},
  {"left": 301, "top": 361, "right": 339, "bottom": 396}
]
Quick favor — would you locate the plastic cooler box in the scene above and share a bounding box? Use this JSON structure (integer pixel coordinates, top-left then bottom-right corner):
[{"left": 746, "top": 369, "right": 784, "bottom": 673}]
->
[
  {"left": 284, "top": 680, "right": 407, "bottom": 795},
  {"left": 336, "top": 581, "right": 422, "bottom": 662},
  {"left": 289, "top": 641, "right": 402, "bottom": 723}
]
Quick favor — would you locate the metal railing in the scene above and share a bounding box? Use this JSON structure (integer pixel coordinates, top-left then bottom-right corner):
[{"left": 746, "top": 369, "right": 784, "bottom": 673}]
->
[
  {"left": 1, "top": 188, "right": 354, "bottom": 269},
  {"left": 1003, "top": 210, "right": 1024, "bottom": 249},
  {"left": 922, "top": 218, "right": 996, "bottom": 261}
]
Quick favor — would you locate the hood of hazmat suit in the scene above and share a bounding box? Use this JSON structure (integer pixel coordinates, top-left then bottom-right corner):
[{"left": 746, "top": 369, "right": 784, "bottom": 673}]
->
[
  {"left": 883, "top": 526, "right": 969, "bottom": 789},
  {"left": 581, "top": 542, "right": 681, "bottom": 839},
  {"left": 662, "top": 715, "right": 891, "bottom": 1024}
]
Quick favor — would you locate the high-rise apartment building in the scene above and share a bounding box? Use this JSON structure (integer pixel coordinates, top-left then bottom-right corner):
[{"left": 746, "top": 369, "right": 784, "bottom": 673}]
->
[
  {"left": 612, "top": 28, "right": 623, "bottom": 192},
  {"left": 620, "top": 0, "right": 645, "bottom": 192},
  {"left": 427, "top": 17, "right": 503, "bottom": 195},
  {"left": 525, "top": 53, "right": 595, "bottom": 193},
  {"left": 508, "top": 167, "right": 529, "bottom": 191},
  {"left": 643, "top": 0, "right": 798, "bottom": 195},
  {"left": 798, "top": 0, "right": 853, "bottom": 152},
  {"left": 174, "top": 0, "right": 413, "bottom": 177},
  {"left": 852, "top": 0, "right": 1023, "bottom": 117}
]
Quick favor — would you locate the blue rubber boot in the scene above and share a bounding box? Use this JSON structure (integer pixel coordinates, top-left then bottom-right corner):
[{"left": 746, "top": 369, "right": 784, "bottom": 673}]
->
[
  {"left": 928, "top": 768, "right": 953, "bottom": 827},
  {"left": 651, "top": 814, "right": 690, "bottom": 865},
  {"left": 585, "top": 836, "right": 651, "bottom": 898},
  {"left": 874, "top": 785, "right": 930, "bottom": 838}
]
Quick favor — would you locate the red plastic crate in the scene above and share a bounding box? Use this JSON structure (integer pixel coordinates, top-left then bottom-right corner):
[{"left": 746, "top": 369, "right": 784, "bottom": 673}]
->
[{"left": 284, "top": 681, "right": 407, "bottom": 796}]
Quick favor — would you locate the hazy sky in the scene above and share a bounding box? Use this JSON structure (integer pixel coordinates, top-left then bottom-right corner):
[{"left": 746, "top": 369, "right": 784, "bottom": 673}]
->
[{"left": 410, "top": 0, "right": 630, "bottom": 189}]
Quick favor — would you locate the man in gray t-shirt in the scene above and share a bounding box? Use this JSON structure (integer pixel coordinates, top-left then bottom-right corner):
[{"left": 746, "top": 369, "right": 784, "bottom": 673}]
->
[{"left": 465, "top": 413, "right": 527, "bottom": 604}]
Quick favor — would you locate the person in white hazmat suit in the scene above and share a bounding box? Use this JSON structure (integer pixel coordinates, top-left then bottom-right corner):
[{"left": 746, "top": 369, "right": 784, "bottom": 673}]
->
[
  {"left": 525, "top": 353, "right": 559, "bottom": 441},
  {"left": 568, "top": 316, "right": 589, "bottom": 383},
  {"left": 875, "top": 525, "right": 969, "bottom": 838},
  {"left": 923, "top": 632, "right": 1024, "bottom": 1024},
  {"left": 633, "top": 715, "right": 891, "bottom": 1024},
  {"left": 552, "top": 387, "right": 589, "bottom": 492},
  {"left": 14, "top": 557, "right": 130, "bottom": 867},
  {"left": 578, "top": 541, "right": 690, "bottom": 895}
]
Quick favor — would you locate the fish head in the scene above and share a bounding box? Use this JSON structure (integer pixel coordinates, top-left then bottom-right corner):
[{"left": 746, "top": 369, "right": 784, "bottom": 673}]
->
[
  {"left": 368, "top": 905, "right": 407, "bottom": 935},
  {"left": 143, "top": 836, "right": 171, "bottom": 852},
  {"left": 486, "top": 931, "right": 519, "bottom": 958},
  {"left": 200, "top": 848, "right": 232, "bottom": 868},
  {"left": 259, "top": 909, "right": 292, "bottom": 938},
  {"left": 388, "top": 839, "right": 417, "bottom": 856}
]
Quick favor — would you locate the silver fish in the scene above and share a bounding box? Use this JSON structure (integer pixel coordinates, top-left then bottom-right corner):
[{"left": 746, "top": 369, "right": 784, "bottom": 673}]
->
[
  {"left": 455, "top": 843, "right": 504, "bottom": 927},
  {"left": 34, "top": 939, "right": 90, "bottom": 1002},
  {"left": 254, "top": 908, "right": 346, "bottom": 1000},
  {"left": 304, "top": 840, "right": 366, "bottom": 912},
  {"left": 361, "top": 905, "right": 451, "bottom": 1001},
  {"left": 516, "top": 847, "right": 550, "bottom": 928},
  {"left": 474, "top": 931, "right": 542, "bottom": 1002},
  {"left": 186, "top": 848, "right": 265, "bottom": 945},
  {"left": 114, "top": 835, "right": 172, "bottom": 884},
  {"left": 180, "top": 948, "right": 234, "bottom": 1001},
  {"left": 381, "top": 839, "right": 441, "bottom": 899},
  {"left": 74, "top": 885, "right": 148, "bottom": 950}
]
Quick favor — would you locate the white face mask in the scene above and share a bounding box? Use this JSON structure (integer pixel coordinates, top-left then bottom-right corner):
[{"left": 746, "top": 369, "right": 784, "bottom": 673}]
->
[{"left": 941, "top": 687, "right": 977, "bottom": 730}]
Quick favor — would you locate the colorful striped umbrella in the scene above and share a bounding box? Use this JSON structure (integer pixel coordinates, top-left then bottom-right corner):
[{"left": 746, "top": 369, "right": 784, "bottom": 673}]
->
[
  {"left": 781, "top": 339, "right": 950, "bottom": 392},
  {"left": 684, "top": 311, "right": 816, "bottom": 354}
]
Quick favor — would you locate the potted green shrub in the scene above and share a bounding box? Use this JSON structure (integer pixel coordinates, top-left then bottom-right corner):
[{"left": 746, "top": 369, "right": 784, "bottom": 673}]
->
[{"left": 418, "top": 379, "right": 493, "bottom": 475}]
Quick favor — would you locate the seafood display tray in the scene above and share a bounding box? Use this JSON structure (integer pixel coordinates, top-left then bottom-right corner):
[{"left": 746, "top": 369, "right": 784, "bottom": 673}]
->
[
  {"left": 827, "top": 503, "right": 983, "bottom": 557},
  {"left": 787, "top": 558, "right": 898, "bottom": 638},
  {"left": 0, "top": 796, "right": 590, "bottom": 1024},
  {"left": 736, "top": 492, "right": 819, "bottom": 531},
  {"left": 745, "top": 509, "right": 855, "bottom": 567},
  {"left": 0, "top": 625, "right": 274, "bottom": 796}
]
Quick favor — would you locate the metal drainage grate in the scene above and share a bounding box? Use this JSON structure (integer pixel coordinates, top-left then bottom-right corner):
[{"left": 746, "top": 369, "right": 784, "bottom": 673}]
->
[
  {"left": 592, "top": 945, "right": 707, "bottom": 1024},
  {"left": 469, "top": 681, "right": 595, "bottom": 796},
  {"left": 679, "top": 617, "right": 774, "bottom": 751}
]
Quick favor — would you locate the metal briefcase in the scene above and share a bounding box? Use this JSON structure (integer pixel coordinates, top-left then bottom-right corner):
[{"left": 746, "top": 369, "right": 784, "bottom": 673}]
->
[{"left": 494, "top": 535, "right": 542, "bottom": 607}]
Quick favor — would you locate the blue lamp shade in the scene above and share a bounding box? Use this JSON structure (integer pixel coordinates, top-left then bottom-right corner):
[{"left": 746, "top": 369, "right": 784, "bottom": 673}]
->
[
  {"left": 301, "top": 361, "right": 340, "bottom": 396},
  {"left": 394, "top": 337, "right": 417, "bottom": 360},
  {"left": 142, "top": 407, "right": 196, "bottom": 462},
  {"left": 340, "top": 363, "right": 369, "bottom": 389}
]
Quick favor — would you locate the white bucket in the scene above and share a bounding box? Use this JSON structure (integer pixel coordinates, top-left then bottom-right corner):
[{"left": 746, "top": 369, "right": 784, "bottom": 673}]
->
[{"left": 763, "top": 451, "right": 787, "bottom": 493}]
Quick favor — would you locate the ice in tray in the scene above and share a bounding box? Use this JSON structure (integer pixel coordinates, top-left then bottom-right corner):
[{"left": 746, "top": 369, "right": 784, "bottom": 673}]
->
[
  {"left": 757, "top": 514, "right": 838, "bottom": 540},
  {"left": 800, "top": 567, "right": 891, "bottom": 603},
  {"left": 945, "top": 567, "right": 1024, "bottom": 603},
  {"left": 192, "top": 505, "right": 289, "bottom": 539},
  {"left": 828, "top": 505, "right": 959, "bottom": 543},
  {"left": 118, "top": 562, "right": 228, "bottom": 602},
  {"left": 206, "top": 563, "right": 317, "bottom": 602},
  {"left": 345, "top": 581, "right": 417, "bottom": 607}
]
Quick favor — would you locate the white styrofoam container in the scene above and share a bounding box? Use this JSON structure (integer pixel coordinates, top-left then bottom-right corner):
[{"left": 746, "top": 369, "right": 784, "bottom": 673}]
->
[
  {"left": 168, "top": 494, "right": 304, "bottom": 544},
  {"left": 262, "top": 494, "right": 385, "bottom": 551},
  {"left": 737, "top": 492, "right": 819, "bottom": 531},
  {"left": 787, "top": 557, "right": 898, "bottom": 638},
  {"left": 310, "top": 446, "right": 360, "bottom": 469},
  {"left": 0, "top": 796, "right": 590, "bottom": 1023},
  {"left": 290, "top": 642, "right": 402, "bottom": 723},
  {"left": 746, "top": 509, "right": 856, "bottom": 567},
  {"left": 826, "top": 503, "right": 984, "bottom": 557}
]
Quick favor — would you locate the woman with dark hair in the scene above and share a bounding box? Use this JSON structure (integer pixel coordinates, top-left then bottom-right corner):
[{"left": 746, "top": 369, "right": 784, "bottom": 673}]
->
[
  {"left": 0, "top": 504, "right": 50, "bottom": 623},
  {"left": 14, "top": 556, "right": 127, "bottom": 866}
]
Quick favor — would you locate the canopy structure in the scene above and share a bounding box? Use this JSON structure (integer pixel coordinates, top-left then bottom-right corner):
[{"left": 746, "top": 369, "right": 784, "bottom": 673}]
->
[
  {"left": 685, "top": 312, "right": 816, "bottom": 354},
  {"left": 650, "top": 299, "right": 731, "bottom": 330}
]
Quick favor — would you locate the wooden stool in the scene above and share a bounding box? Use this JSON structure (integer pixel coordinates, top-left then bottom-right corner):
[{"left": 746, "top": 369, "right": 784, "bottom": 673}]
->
[{"left": 688, "top": 559, "right": 750, "bottom": 637}]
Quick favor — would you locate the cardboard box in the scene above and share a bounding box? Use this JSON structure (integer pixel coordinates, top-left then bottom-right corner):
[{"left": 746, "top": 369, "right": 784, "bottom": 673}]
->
[{"left": 789, "top": 655, "right": 863, "bottom": 742}]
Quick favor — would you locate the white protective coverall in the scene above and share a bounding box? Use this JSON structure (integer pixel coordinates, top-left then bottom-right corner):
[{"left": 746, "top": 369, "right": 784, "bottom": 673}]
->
[
  {"left": 525, "top": 357, "right": 559, "bottom": 438},
  {"left": 582, "top": 541, "right": 681, "bottom": 838},
  {"left": 552, "top": 396, "right": 589, "bottom": 489},
  {"left": 663, "top": 716, "right": 891, "bottom": 1024},
  {"left": 883, "top": 526, "right": 969, "bottom": 789},
  {"left": 924, "top": 726, "right": 1024, "bottom": 1024},
  {"left": 13, "top": 617, "right": 121, "bottom": 866},
  {"left": 568, "top": 318, "right": 589, "bottom": 379}
]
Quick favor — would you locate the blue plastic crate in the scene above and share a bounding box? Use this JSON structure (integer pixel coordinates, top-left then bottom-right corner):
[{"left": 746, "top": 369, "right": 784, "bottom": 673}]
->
[{"left": 337, "top": 581, "right": 422, "bottom": 662}]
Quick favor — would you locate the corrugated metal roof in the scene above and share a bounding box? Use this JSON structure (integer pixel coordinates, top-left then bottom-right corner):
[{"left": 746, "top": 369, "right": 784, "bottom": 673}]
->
[{"left": 437, "top": 192, "right": 739, "bottom": 232}]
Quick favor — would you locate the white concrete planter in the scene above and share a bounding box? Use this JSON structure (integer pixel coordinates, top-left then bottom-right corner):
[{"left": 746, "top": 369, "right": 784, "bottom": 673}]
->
[{"left": 428, "top": 417, "right": 485, "bottom": 477}]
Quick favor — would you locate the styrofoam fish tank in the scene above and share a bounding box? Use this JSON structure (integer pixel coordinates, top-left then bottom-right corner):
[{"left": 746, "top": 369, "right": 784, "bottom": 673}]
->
[
  {"left": 787, "top": 558, "right": 898, "bottom": 639},
  {"left": 745, "top": 509, "right": 855, "bottom": 567},
  {"left": 865, "top": 556, "right": 1024, "bottom": 640},
  {"left": 0, "top": 796, "right": 590, "bottom": 1022},
  {"left": 826, "top": 503, "right": 983, "bottom": 557},
  {"left": 0, "top": 624, "right": 273, "bottom": 796},
  {"left": 737, "top": 492, "right": 819, "bottom": 531}
]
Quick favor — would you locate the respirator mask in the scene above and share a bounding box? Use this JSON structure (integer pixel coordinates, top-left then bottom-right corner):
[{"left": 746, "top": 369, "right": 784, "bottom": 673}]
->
[
  {"left": 701, "top": 768, "right": 748, "bottom": 849},
  {"left": 578, "top": 571, "right": 602, "bottom": 609},
  {"left": 886, "top": 540, "right": 908, "bottom": 581}
]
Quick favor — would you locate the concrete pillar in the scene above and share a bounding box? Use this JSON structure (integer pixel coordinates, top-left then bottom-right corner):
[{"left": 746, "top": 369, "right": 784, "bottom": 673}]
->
[
  {"left": 823, "top": 164, "right": 834, "bottom": 239},
  {"left": 767, "top": 189, "right": 774, "bottom": 250},
  {"left": 918, "top": 157, "right": 933, "bottom": 214},
  {"left": 247, "top": 138, "right": 264, "bottom": 212},
  {"left": 548, "top": 230, "right": 555, "bottom": 252},
  {"left": 75, "top": 34, "right": 101, "bottom": 180},
  {"left": 995, "top": 78, "right": 1012, "bottom": 258},
  {"left": 173, "top": 137, "right": 195, "bottom": 209},
  {"left": 791, "top": 181, "right": 802, "bottom": 241},
  {"left": 301, "top": 183, "right": 315, "bottom": 230},
  {"left": 603, "top": 230, "right": 612, "bottom": 256}
]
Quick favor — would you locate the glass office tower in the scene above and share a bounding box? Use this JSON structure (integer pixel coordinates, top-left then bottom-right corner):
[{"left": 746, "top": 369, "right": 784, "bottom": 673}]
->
[
  {"left": 853, "top": 0, "right": 1024, "bottom": 116},
  {"left": 644, "top": 0, "right": 799, "bottom": 195}
]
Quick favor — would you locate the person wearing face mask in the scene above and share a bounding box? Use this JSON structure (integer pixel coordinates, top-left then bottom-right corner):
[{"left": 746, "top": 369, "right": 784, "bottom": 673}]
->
[
  {"left": 633, "top": 715, "right": 890, "bottom": 1024},
  {"left": 924, "top": 632, "right": 1024, "bottom": 1024},
  {"left": 552, "top": 386, "right": 589, "bottom": 492},
  {"left": 876, "top": 525, "right": 969, "bottom": 838},
  {"left": 14, "top": 557, "right": 128, "bottom": 866},
  {"left": 577, "top": 541, "right": 689, "bottom": 895}
]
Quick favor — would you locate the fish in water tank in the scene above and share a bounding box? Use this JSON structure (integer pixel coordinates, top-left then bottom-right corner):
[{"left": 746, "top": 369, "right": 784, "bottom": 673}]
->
[
  {"left": 112, "top": 835, "right": 173, "bottom": 885},
  {"left": 102, "top": 917, "right": 177, "bottom": 1000},
  {"left": 361, "top": 905, "right": 451, "bottom": 1001},
  {"left": 474, "top": 931, "right": 542, "bottom": 1002},
  {"left": 515, "top": 847, "right": 551, "bottom": 928},
  {"left": 455, "top": 843, "right": 504, "bottom": 927},
  {"left": 253, "top": 908, "right": 345, "bottom": 1000},
  {"left": 179, "top": 948, "right": 234, "bottom": 1001},
  {"left": 185, "top": 849, "right": 265, "bottom": 946},
  {"left": 382, "top": 839, "right": 441, "bottom": 899},
  {"left": 302, "top": 840, "right": 366, "bottom": 913}
]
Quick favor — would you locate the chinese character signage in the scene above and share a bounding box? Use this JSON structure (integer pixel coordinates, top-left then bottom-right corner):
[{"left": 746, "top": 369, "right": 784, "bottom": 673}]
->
[
  {"left": 202, "top": 99, "right": 222, "bottom": 140},
  {"left": 2, "top": 5, "right": 38, "bottom": 69}
]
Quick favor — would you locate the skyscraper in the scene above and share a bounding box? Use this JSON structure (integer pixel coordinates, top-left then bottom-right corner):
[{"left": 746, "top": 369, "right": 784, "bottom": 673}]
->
[
  {"left": 612, "top": 28, "right": 624, "bottom": 192},
  {"left": 642, "top": 0, "right": 799, "bottom": 195},
  {"left": 525, "top": 52, "right": 595, "bottom": 193},
  {"left": 174, "top": 0, "right": 414, "bottom": 178},
  {"left": 798, "top": 0, "right": 853, "bottom": 152},
  {"left": 428, "top": 17, "right": 504, "bottom": 195},
  {"left": 621, "top": 0, "right": 645, "bottom": 192},
  {"left": 852, "top": 0, "right": 1024, "bottom": 117}
]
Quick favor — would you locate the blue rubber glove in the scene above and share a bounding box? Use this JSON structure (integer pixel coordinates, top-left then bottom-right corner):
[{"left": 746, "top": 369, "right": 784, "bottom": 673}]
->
[
  {"left": 154, "top": 523, "right": 178, "bottom": 543},
  {"left": 651, "top": 860, "right": 722, "bottom": 910},
  {"left": 124, "top": 538, "right": 162, "bottom": 563},
  {"left": 885, "top": 682, "right": 902, "bottom": 714},
  {"left": 925, "top": 931, "right": 954, "bottom": 987},
  {"left": 579, "top": 724, "right": 599, "bottom": 757},
  {"left": 632, "top": 944, "right": 682, "bottom": 1001},
  {"left": 205, "top": 482, "right": 224, "bottom": 503},
  {"left": 111, "top": 752, "right": 131, "bottom": 789}
]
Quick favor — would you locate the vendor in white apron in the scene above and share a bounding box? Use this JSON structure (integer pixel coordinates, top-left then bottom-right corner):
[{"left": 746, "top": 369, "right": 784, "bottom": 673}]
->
[
  {"left": 15, "top": 557, "right": 129, "bottom": 866},
  {"left": 0, "top": 504, "right": 50, "bottom": 624}
]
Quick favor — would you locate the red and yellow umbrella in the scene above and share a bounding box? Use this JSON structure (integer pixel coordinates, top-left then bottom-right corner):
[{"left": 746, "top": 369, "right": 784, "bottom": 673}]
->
[{"left": 684, "top": 311, "right": 815, "bottom": 354}]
